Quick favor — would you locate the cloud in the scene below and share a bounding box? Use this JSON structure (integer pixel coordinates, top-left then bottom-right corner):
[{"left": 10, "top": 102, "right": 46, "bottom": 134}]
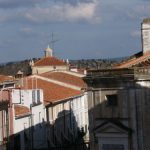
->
[
  {"left": 0, "top": 0, "right": 101, "bottom": 24},
  {"left": 24, "top": 1, "right": 100, "bottom": 23},
  {"left": 54, "top": 0, "right": 96, "bottom": 5},
  {"left": 0, "top": 0, "right": 44, "bottom": 9},
  {"left": 0, "top": 0, "right": 96, "bottom": 9}
]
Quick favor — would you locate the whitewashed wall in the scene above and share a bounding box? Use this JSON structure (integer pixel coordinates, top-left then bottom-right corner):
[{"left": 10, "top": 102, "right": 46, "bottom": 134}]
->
[
  {"left": 47, "top": 92, "right": 89, "bottom": 145},
  {"left": 12, "top": 89, "right": 43, "bottom": 107},
  {"left": 12, "top": 89, "right": 47, "bottom": 150},
  {"left": 32, "top": 65, "right": 69, "bottom": 74}
]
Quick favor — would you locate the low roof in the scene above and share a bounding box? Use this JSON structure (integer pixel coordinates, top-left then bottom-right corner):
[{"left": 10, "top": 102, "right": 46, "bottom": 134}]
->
[
  {"left": 0, "top": 75, "right": 13, "bottom": 83},
  {"left": 34, "top": 56, "right": 67, "bottom": 66},
  {"left": 116, "top": 52, "right": 150, "bottom": 68},
  {"left": 40, "top": 71, "right": 87, "bottom": 89},
  {"left": 14, "top": 105, "right": 30, "bottom": 117},
  {"left": 23, "top": 77, "right": 82, "bottom": 104}
]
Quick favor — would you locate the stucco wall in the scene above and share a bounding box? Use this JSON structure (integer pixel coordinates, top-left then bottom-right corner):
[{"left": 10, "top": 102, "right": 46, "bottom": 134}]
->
[{"left": 32, "top": 66, "right": 69, "bottom": 74}]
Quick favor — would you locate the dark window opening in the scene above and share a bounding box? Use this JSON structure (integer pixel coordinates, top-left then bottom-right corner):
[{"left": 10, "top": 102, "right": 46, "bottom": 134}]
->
[
  {"left": 106, "top": 94, "right": 118, "bottom": 106},
  {"left": 37, "top": 90, "right": 40, "bottom": 103},
  {"left": 32, "top": 90, "right": 36, "bottom": 104},
  {"left": 103, "top": 144, "right": 124, "bottom": 150}
]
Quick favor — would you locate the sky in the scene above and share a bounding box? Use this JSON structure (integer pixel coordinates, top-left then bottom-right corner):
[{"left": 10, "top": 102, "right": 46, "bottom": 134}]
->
[{"left": 0, "top": 0, "right": 150, "bottom": 62}]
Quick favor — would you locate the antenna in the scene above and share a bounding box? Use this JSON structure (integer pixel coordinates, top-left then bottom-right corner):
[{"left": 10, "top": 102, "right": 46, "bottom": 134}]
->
[{"left": 49, "top": 33, "right": 59, "bottom": 56}]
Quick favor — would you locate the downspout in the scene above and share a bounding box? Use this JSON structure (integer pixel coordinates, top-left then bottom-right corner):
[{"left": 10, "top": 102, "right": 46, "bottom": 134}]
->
[
  {"left": 52, "top": 106, "right": 55, "bottom": 145},
  {"left": 134, "top": 90, "right": 140, "bottom": 150},
  {"left": 2, "top": 110, "right": 4, "bottom": 143},
  {"left": 63, "top": 103, "right": 65, "bottom": 133},
  {"left": 6, "top": 107, "right": 9, "bottom": 150},
  {"left": 30, "top": 104, "right": 34, "bottom": 150},
  {"left": 8, "top": 89, "right": 14, "bottom": 149}
]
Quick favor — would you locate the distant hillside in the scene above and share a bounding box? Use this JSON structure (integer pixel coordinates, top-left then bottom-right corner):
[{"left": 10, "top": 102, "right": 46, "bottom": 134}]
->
[
  {"left": 0, "top": 57, "right": 125, "bottom": 76},
  {"left": 0, "top": 58, "right": 40, "bottom": 76},
  {"left": 69, "top": 58, "right": 125, "bottom": 70}
]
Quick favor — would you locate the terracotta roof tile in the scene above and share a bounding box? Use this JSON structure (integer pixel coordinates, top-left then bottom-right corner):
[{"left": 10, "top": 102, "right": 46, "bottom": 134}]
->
[
  {"left": 40, "top": 72, "right": 87, "bottom": 89},
  {"left": 0, "top": 75, "right": 13, "bottom": 83},
  {"left": 34, "top": 56, "right": 67, "bottom": 66},
  {"left": 116, "top": 52, "right": 150, "bottom": 68},
  {"left": 14, "top": 105, "right": 30, "bottom": 117},
  {"left": 22, "top": 77, "right": 82, "bottom": 103}
]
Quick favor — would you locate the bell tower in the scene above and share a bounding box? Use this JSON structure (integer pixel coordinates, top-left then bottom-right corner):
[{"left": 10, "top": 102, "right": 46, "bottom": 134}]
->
[{"left": 44, "top": 45, "right": 53, "bottom": 57}]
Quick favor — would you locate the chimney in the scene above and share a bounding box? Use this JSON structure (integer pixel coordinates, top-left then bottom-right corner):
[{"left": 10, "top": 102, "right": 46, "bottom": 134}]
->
[{"left": 142, "top": 18, "right": 150, "bottom": 54}]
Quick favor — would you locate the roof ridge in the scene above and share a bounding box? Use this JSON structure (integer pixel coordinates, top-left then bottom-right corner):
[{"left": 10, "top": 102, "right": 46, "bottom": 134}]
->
[
  {"left": 116, "top": 52, "right": 150, "bottom": 68},
  {"left": 34, "top": 56, "right": 66, "bottom": 66},
  {"left": 33, "top": 74, "right": 82, "bottom": 90}
]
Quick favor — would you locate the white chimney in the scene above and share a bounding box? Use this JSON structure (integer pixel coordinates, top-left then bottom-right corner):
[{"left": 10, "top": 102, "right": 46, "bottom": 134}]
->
[{"left": 142, "top": 18, "right": 150, "bottom": 54}]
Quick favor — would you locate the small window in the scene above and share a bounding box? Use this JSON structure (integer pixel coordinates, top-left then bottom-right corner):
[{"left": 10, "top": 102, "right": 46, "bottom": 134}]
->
[
  {"left": 106, "top": 94, "right": 118, "bottom": 106},
  {"left": 32, "top": 90, "right": 36, "bottom": 104},
  {"left": 37, "top": 90, "right": 40, "bottom": 103},
  {"left": 39, "top": 112, "right": 41, "bottom": 123},
  {"left": 103, "top": 144, "right": 124, "bottom": 150}
]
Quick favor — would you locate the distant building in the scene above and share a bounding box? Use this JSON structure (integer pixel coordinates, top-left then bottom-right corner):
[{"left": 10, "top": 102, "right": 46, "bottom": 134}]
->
[
  {"left": 0, "top": 90, "right": 9, "bottom": 150},
  {"left": 84, "top": 68, "right": 150, "bottom": 150},
  {"left": 0, "top": 88, "right": 47, "bottom": 150},
  {"left": 18, "top": 70, "right": 89, "bottom": 149},
  {"left": 84, "top": 18, "right": 150, "bottom": 150},
  {"left": 12, "top": 89, "right": 47, "bottom": 150},
  {"left": 0, "top": 75, "right": 15, "bottom": 149},
  {"left": 0, "top": 75, "right": 14, "bottom": 89},
  {"left": 31, "top": 45, "right": 69, "bottom": 74}
]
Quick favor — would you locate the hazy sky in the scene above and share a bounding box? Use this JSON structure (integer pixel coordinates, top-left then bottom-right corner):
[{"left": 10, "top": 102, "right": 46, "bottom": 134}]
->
[{"left": 0, "top": 0, "right": 150, "bottom": 62}]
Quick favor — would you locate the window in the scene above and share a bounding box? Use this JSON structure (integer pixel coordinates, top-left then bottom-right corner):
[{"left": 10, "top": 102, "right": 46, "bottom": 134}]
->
[
  {"left": 39, "top": 112, "right": 41, "bottom": 123},
  {"left": 106, "top": 94, "right": 118, "bottom": 106},
  {"left": 32, "top": 89, "right": 41, "bottom": 105},
  {"left": 32, "top": 90, "right": 36, "bottom": 104},
  {"left": 37, "top": 90, "right": 40, "bottom": 103},
  {"left": 103, "top": 144, "right": 124, "bottom": 150}
]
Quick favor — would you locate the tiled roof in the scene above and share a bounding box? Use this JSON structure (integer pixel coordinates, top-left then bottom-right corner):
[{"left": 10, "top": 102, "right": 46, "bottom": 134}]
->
[
  {"left": 116, "top": 52, "right": 150, "bottom": 68},
  {"left": 34, "top": 56, "right": 67, "bottom": 66},
  {"left": 0, "top": 75, "right": 13, "bottom": 83},
  {"left": 23, "top": 77, "right": 82, "bottom": 104},
  {"left": 14, "top": 105, "right": 30, "bottom": 117},
  {"left": 40, "top": 72, "right": 87, "bottom": 89}
]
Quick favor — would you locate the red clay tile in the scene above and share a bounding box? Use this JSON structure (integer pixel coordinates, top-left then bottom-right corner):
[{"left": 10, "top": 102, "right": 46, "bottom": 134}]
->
[
  {"left": 34, "top": 57, "right": 67, "bottom": 66},
  {"left": 22, "top": 77, "right": 82, "bottom": 103},
  {"left": 14, "top": 105, "right": 30, "bottom": 116},
  {"left": 40, "top": 72, "right": 87, "bottom": 89},
  {"left": 0, "top": 75, "right": 13, "bottom": 83},
  {"left": 116, "top": 52, "right": 150, "bottom": 68}
]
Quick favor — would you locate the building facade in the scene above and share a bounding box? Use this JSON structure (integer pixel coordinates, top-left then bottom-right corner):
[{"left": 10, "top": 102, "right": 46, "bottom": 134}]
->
[
  {"left": 17, "top": 70, "right": 89, "bottom": 149},
  {"left": 11, "top": 89, "right": 47, "bottom": 150},
  {"left": 0, "top": 91, "right": 9, "bottom": 150},
  {"left": 84, "top": 68, "right": 150, "bottom": 150},
  {"left": 31, "top": 46, "right": 69, "bottom": 74}
]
